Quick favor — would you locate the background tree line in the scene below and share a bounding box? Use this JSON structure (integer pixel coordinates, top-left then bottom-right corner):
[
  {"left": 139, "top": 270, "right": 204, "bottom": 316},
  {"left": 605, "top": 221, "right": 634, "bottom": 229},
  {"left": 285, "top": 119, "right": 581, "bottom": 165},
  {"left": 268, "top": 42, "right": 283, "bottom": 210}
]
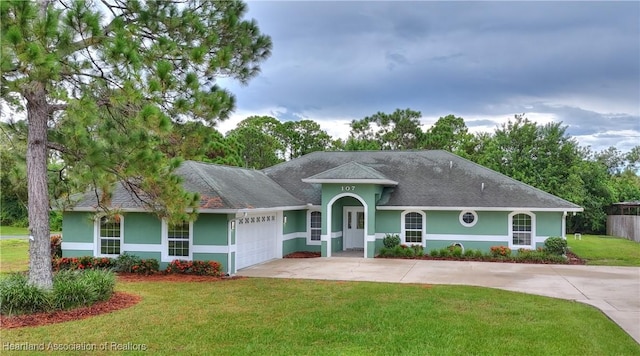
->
[{"left": 3, "top": 108, "right": 639, "bottom": 235}]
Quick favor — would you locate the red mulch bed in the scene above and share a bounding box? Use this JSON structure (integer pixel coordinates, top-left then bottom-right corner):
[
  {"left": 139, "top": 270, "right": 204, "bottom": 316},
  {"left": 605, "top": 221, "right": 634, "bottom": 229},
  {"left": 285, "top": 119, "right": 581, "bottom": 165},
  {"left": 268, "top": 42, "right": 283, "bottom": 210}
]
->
[
  {"left": 284, "top": 251, "right": 321, "bottom": 258},
  {"left": 0, "top": 274, "right": 244, "bottom": 329},
  {"left": 0, "top": 292, "right": 140, "bottom": 329},
  {"left": 378, "top": 251, "right": 586, "bottom": 265}
]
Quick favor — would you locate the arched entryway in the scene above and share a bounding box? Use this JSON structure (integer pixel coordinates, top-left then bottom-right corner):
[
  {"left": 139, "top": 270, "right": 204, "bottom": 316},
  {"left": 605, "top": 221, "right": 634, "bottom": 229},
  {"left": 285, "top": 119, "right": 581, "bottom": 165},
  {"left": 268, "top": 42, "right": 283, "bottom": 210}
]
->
[{"left": 325, "top": 193, "right": 368, "bottom": 258}]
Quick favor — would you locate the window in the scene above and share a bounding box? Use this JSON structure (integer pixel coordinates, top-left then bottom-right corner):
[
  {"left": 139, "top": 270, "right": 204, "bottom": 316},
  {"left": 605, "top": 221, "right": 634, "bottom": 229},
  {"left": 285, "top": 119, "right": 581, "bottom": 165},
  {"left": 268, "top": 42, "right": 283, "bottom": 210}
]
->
[
  {"left": 356, "top": 211, "right": 365, "bottom": 229},
  {"left": 168, "top": 221, "right": 190, "bottom": 257},
  {"left": 98, "top": 215, "right": 122, "bottom": 256},
  {"left": 459, "top": 211, "right": 478, "bottom": 227},
  {"left": 512, "top": 213, "right": 532, "bottom": 246},
  {"left": 310, "top": 211, "right": 321, "bottom": 242},
  {"left": 403, "top": 212, "right": 423, "bottom": 244}
]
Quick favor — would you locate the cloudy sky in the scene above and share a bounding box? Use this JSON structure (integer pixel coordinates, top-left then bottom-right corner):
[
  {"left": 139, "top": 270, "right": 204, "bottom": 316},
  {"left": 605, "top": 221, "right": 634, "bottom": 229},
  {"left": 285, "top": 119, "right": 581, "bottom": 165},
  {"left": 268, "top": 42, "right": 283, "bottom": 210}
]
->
[{"left": 217, "top": 1, "right": 640, "bottom": 153}]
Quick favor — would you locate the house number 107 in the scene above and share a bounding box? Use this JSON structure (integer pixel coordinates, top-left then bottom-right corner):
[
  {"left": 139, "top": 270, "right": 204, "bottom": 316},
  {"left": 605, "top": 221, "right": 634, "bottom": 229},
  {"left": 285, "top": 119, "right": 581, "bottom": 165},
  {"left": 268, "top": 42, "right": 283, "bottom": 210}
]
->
[{"left": 342, "top": 186, "right": 356, "bottom": 191}]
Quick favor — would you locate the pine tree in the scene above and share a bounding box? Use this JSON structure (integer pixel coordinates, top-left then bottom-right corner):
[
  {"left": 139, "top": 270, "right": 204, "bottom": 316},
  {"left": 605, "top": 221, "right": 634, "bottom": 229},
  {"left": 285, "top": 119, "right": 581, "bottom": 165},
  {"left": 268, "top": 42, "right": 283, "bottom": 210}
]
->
[{"left": 1, "top": 0, "right": 271, "bottom": 288}]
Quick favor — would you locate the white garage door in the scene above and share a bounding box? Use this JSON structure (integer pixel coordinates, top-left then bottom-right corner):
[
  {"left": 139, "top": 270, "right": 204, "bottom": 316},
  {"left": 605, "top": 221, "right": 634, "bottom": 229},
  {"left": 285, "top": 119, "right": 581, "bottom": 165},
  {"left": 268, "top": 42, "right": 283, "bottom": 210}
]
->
[{"left": 236, "top": 213, "right": 278, "bottom": 270}]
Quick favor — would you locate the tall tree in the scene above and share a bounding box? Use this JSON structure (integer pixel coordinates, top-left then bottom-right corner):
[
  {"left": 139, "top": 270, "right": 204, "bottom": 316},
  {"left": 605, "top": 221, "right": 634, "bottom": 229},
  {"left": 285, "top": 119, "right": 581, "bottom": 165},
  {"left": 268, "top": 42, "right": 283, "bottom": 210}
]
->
[
  {"left": 227, "top": 116, "right": 283, "bottom": 168},
  {"left": 348, "top": 108, "right": 423, "bottom": 150},
  {"left": 1, "top": 0, "right": 271, "bottom": 288},
  {"left": 422, "top": 114, "right": 473, "bottom": 154},
  {"left": 161, "top": 121, "right": 243, "bottom": 166},
  {"left": 279, "top": 120, "right": 333, "bottom": 159}
]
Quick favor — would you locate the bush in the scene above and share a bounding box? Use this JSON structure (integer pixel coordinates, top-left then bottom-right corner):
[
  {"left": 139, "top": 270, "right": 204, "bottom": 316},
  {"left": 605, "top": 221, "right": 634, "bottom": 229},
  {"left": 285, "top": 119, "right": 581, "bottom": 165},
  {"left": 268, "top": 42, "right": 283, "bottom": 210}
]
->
[
  {"left": 544, "top": 237, "right": 567, "bottom": 255},
  {"left": 131, "top": 259, "right": 160, "bottom": 275},
  {"left": 448, "top": 245, "right": 463, "bottom": 258},
  {"left": 410, "top": 244, "right": 424, "bottom": 257},
  {"left": 115, "top": 253, "right": 141, "bottom": 273},
  {"left": 0, "top": 269, "right": 115, "bottom": 315},
  {"left": 52, "top": 270, "right": 100, "bottom": 310},
  {"left": 383, "top": 234, "right": 401, "bottom": 248},
  {"left": 490, "top": 245, "right": 511, "bottom": 257},
  {"left": 49, "top": 210, "right": 63, "bottom": 231},
  {"left": 463, "top": 249, "right": 476, "bottom": 258},
  {"left": 52, "top": 256, "right": 116, "bottom": 271},
  {"left": 166, "top": 260, "right": 222, "bottom": 276},
  {"left": 0, "top": 273, "right": 51, "bottom": 315},
  {"left": 50, "top": 234, "right": 62, "bottom": 259},
  {"left": 52, "top": 269, "right": 115, "bottom": 310}
]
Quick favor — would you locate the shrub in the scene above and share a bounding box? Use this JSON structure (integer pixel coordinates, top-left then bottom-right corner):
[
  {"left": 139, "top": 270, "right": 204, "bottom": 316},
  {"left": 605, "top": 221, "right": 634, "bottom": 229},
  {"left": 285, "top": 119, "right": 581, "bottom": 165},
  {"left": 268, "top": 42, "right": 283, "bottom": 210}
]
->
[
  {"left": 0, "top": 273, "right": 51, "bottom": 315},
  {"left": 378, "top": 247, "right": 392, "bottom": 257},
  {"left": 131, "top": 259, "right": 160, "bottom": 275},
  {"left": 383, "top": 234, "right": 401, "bottom": 248},
  {"left": 52, "top": 256, "right": 116, "bottom": 271},
  {"left": 115, "top": 253, "right": 141, "bottom": 273},
  {"left": 448, "top": 245, "right": 463, "bottom": 258},
  {"left": 0, "top": 269, "right": 115, "bottom": 315},
  {"left": 166, "top": 260, "right": 222, "bottom": 276},
  {"left": 52, "top": 270, "right": 99, "bottom": 310},
  {"left": 50, "top": 234, "right": 62, "bottom": 259},
  {"left": 544, "top": 237, "right": 567, "bottom": 255},
  {"left": 51, "top": 269, "right": 115, "bottom": 310},
  {"left": 410, "top": 244, "right": 424, "bottom": 257},
  {"left": 473, "top": 249, "right": 484, "bottom": 258},
  {"left": 490, "top": 245, "right": 511, "bottom": 257},
  {"left": 428, "top": 249, "right": 439, "bottom": 257},
  {"left": 432, "top": 248, "right": 451, "bottom": 258},
  {"left": 463, "top": 249, "right": 476, "bottom": 258}
]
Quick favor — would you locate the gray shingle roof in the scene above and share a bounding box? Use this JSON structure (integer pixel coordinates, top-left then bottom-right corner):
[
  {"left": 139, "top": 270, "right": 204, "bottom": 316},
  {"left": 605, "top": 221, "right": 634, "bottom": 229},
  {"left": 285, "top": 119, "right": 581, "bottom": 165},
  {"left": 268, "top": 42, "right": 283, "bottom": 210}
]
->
[
  {"left": 263, "top": 150, "right": 582, "bottom": 211},
  {"left": 302, "top": 161, "right": 397, "bottom": 185},
  {"left": 70, "top": 161, "right": 305, "bottom": 211}
]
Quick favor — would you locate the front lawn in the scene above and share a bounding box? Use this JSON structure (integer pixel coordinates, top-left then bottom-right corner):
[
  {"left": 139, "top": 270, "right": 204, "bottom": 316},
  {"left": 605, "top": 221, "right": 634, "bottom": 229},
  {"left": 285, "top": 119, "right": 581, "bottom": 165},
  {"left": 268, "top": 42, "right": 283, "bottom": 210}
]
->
[
  {"left": 0, "top": 239, "right": 29, "bottom": 273},
  {"left": 0, "top": 226, "right": 28, "bottom": 236},
  {"left": 2, "top": 278, "right": 638, "bottom": 355},
  {"left": 568, "top": 234, "right": 640, "bottom": 266}
]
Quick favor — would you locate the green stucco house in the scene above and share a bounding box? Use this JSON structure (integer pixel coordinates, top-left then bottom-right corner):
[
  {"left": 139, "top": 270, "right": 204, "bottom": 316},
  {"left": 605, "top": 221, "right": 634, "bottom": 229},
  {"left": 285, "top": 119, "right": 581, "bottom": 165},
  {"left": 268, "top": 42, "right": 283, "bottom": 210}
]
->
[{"left": 61, "top": 150, "right": 583, "bottom": 274}]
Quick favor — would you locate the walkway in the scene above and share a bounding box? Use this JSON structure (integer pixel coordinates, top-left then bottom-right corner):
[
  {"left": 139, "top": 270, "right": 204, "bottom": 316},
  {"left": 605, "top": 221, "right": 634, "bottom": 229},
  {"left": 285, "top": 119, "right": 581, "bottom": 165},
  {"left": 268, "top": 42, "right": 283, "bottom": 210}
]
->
[{"left": 238, "top": 257, "right": 640, "bottom": 344}]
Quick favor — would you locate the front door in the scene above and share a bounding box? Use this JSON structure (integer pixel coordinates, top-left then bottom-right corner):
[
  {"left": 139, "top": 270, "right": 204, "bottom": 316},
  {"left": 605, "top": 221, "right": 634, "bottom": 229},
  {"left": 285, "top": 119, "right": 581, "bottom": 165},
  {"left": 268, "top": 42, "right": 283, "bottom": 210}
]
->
[{"left": 344, "top": 207, "right": 365, "bottom": 250}]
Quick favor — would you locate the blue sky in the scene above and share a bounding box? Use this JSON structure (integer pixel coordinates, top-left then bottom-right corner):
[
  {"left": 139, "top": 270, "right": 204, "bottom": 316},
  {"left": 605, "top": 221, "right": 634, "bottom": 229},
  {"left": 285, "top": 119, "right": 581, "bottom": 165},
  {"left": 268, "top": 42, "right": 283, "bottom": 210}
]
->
[{"left": 218, "top": 1, "right": 640, "bottom": 153}]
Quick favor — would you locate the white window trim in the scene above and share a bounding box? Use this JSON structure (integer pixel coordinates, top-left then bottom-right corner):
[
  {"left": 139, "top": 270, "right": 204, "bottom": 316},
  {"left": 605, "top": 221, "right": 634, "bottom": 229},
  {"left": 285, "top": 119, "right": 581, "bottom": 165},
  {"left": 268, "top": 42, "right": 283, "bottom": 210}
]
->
[
  {"left": 401, "top": 210, "right": 426, "bottom": 246},
  {"left": 459, "top": 210, "right": 478, "bottom": 227},
  {"left": 508, "top": 211, "right": 536, "bottom": 250},
  {"left": 94, "top": 215, "right": 124, "bottom": 257},
  {"left": 161, "top": 219, "right": 193, "bottom": 262},
  {"left": 307, "top": 210, "right": 322, "bottom": 245}
]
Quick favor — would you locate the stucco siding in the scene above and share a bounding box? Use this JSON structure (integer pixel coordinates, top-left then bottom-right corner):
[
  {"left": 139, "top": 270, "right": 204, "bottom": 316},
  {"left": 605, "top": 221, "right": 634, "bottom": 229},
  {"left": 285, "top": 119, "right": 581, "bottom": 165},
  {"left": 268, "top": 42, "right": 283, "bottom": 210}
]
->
[
  {"left": 376, "top": 210, "right": 400, "bottom": 233},
  {"left": 62, "top": 249, "right": 93, "bottom": 257},
  {"left": 425, "top": 240, "right": 502, "bottom": 252},
  {"left": 426, "top": 211, "right": 508, "bottom": 235},
  {"left": 62, "top": 212, "right": 94, "bottom": 242},
  {"left": 284, "top": 210, "right": 306, "bottom": 234},
  {"left": 535, "top": 212, "right": 563, "bottom": 237},
  {"left": 124, "top": 213, "right": 161, "bottom": 244},
  {"left": 193, "top": 214, "right": 228, "bottom": 245}
]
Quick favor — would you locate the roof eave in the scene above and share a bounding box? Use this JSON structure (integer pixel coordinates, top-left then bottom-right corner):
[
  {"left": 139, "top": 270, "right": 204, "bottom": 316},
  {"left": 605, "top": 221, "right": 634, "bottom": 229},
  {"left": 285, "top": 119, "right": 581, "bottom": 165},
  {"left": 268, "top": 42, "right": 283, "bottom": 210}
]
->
[
  {"left": 375, "top": 206, "right": 584, "bottom": 212},
  {"left": 301, "top": 178, "right": 399, "bottom": 185}
]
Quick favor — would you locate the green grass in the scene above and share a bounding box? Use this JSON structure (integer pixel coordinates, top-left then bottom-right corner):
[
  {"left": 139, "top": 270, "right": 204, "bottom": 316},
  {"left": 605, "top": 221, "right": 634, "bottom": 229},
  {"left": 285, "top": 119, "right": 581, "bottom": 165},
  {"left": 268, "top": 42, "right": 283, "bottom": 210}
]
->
[
  {"left": 0, "top": 225, "right": 28, "bottom": 236},
  {"left": 2, "top": 278, "right": 638, "bottom": 355},
  {"left": 0, "top": 239, "right": 29, "bottom": 273},
  {"left": 568, "top": 234, "right": 640, "bottom": 266}
]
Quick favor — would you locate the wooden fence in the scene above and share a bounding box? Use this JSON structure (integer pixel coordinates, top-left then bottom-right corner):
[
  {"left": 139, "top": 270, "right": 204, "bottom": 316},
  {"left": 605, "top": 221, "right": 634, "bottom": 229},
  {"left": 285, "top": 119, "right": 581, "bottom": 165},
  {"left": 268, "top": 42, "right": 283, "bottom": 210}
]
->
[{"left": 607, "top": 215, "right": 640, "bottom": 242}]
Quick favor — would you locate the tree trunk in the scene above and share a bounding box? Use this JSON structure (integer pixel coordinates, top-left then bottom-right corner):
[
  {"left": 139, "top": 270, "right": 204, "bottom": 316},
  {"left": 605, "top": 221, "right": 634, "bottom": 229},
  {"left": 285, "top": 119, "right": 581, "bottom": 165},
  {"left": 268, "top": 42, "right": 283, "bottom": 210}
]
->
[{"left": 25, "top": 82, "right": 53, "bottom": 289}]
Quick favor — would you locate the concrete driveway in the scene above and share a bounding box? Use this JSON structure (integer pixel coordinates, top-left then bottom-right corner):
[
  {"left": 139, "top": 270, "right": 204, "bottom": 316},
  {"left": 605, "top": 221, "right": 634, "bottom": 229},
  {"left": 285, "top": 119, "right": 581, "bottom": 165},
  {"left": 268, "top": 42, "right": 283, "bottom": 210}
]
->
[{"left": 238, "top": 257, "right": 640, "bottom": 344}]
